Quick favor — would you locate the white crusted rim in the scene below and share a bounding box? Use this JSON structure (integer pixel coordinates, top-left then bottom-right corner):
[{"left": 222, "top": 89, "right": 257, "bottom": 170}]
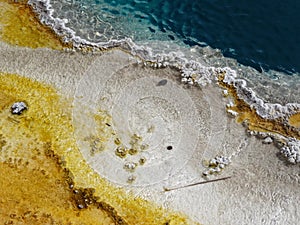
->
[{"left": 27, "top": 0, "right": 300, "bottom": 164}]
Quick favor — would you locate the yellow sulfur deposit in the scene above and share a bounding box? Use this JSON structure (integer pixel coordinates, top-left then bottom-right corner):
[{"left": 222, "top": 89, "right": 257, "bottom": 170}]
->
[
  {"left": 218, "top": 73, "right": 300, "bottom": 140},
  {"left": 0, "top": 2, "right": 197, "bottom": 224},
  {"left": 288, "top": 113, "right": 300, "bottom": 129},
  {"left": 0, "top": 72, "right": 196, "bottom": 225},
  {"left": 0, "top": 0, "right": 68, "bottom": 49}
]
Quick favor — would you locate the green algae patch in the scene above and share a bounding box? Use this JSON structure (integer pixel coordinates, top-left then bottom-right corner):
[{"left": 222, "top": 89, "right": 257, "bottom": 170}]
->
[
  {"left": 0, "top": 72, "right": 197, "bottom": 225},
  {"left": 0, "top": 0, "right": 69, "bottom": 49}
]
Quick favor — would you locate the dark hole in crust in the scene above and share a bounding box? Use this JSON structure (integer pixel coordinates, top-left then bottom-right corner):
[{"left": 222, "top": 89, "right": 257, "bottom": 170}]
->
[
  {"left": 166, "top": 146, "right": 173, "bottom": 150},
  {"left": 156, "top": 79, "right": 168, "bottom": 86}
]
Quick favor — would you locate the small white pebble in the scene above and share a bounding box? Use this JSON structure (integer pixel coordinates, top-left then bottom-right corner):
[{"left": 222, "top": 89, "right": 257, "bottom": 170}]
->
[
  {"left": 209, "top": 158, "right": 217, "bottom": 166},
  {"left": 227, "top": 109, "right": 238, "bottom": 117},
  {"left": 220, "top": 157, "right": 230, "bottom": 165},
  {"left": 127, "top": 175, "right": 136, "bottom": 183},
  {"left": 124, "top": 162, "right": 137, "bottom": 172},
  {"left": 77, "top": 204, "right": 84, "bottom": 209},
  {"left": 181, "top": 77, "right": 188, "bottom": 83},
  {"left": 214, "top": 167, "right": 221, "bottom": 172},
  {"left": 288, "top": 157, "right": 296, "bottom": 164},
  {"left": 226, "top": 101, "right": 235, "bottom": 108},
  {"left": 11, "top": 102, "right": 27, "bottom": 115},
  {"left": 209, "top": 168, "right": 216, "bottom": 174},
  {"left": 262, "top": 137, "right": 273, "bottom": 144},
  {"left": 219, "top": 164, "right": 225, "bottom": 169},
  {"left": 223, "top": 90, "right": 228, "bottom": 96}
]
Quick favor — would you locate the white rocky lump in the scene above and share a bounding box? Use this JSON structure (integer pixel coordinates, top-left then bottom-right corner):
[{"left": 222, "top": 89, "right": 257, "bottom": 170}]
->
[
  {"left": 280, "top": 139, "right": 300, "bottom": 164},
  {"left": 202, "top": 156, "right": 231, "bottom": 176},
  {"left": 262, "top": 137, "right": 273, "bottom": 144},
  {"left": 11, "top": 102, "right": 27, "bottom": 115}
]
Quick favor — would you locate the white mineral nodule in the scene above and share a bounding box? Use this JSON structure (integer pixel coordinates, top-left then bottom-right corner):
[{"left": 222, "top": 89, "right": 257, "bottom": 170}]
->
[
  {"left": 181, "top": 77, "right": 188, "bottom": 83},
  {"left": 124, "top": 162, "right": 137, "bottom": 172},
  {"left": 215, "top": 167, "right": 221, "bottom": 172},
  {"left": 262, "top": 137, "right": 273, "bottom": 144},
  {"left": 226, "top": 101, "right": 235, "bottom": 108},
  {"left": 223, "top": 89, "right": 229, "bottom": 96},
  {"left": 11, "top": 101, "right": 28, "bottom": 115},
  {"left": 288, "top": 158, "right": 296, "bottom": 164},
  {"left": 219, "top": 164, "right": 225, "bottom": 169},
  {"left": 209, "top": 168, "right": 216, "bottom": 174},
  {"left": 209, "top": 158, "right": 217, "bottom": 166},
  {"left": 227, "top": 109, "right": 238, "bottom": 117}
]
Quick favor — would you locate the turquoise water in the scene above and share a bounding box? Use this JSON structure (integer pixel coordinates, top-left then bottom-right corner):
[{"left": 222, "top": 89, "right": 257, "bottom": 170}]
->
[
  {"left": 39, "top": 0, "right": 300, "bottom": 104},
  {"left": 50, "top": 0, "right": 300, "bottom": 74}
]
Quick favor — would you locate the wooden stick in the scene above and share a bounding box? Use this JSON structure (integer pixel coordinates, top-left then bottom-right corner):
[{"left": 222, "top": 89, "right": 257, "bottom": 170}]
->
[{"left": 163, "top": 176, "right": 231, "bottom": 192}]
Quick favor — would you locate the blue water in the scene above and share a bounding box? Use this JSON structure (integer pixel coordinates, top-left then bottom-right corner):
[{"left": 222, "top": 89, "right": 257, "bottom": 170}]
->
[
  {"left": 142, "top": 0, "right": 300, "bottom": 74},
  {"left": 104, "top": 0, "right": 300, "bottom": 74},
  {"left": 52, "top": 0, "right": 300, "bottom": 74},
  {"left": 164, "top": 1, "right": 299, "bottom": 74}
]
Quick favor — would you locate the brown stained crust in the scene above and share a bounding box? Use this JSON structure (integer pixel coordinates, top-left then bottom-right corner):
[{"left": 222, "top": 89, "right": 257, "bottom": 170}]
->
[
  {"left": 0, "top": 149, "right": 124, "bottom": 225},
  {"left": 217, "top": 73, "right": 300, "bottom": 140},
  {"left": 0, "top": 83, "right": 127, "bottom": 224},
  {"left": 0, "top": 0, "right": 71, "bottom": 49},
  {"left": 48, "top": 148, "right": 129, "bottom": 225}
]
